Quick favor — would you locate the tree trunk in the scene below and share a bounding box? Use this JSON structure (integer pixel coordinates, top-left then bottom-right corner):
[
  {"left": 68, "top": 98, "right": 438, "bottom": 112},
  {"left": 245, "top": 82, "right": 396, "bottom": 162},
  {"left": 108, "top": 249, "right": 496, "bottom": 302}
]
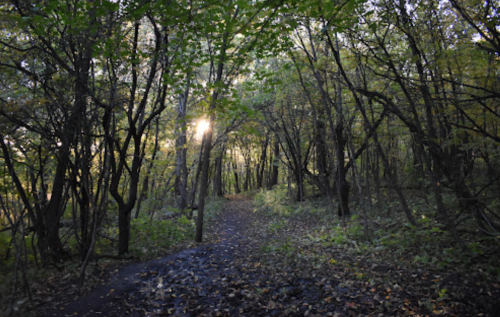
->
[
  {"left": 243, "top": 155, "right": 250, "bottom": 192},
  {"left": 268, "top": 139, "right": 280, "bottom": 189},
  {"left": 315, "top": 119, "right": 331, "bottom": 196},
  {"left": 135, "top": 118, "right": 160, "bottom": 219},
  {"left": 256, "top": 135, "right": 269, "bottom": 189},
  {"left": 363, "top": 146, "right": 373, "bottom": 209},
  {"left": 325, "top": 30, "right": 417, "bottom": 226},
  {"left": 195, "top": 25, "right": 228, "bottom": 243},
  {"left": 232, "top": 150, "right": 241, "bottom": 194},
  {"left": 214, "top": 143, "right": 225, "bottom": 197},
  {"left": 175, "top": 80, "right": 190, "bottom": 211},
  {"left": 333, "top": 123, "right": 350, "bottom": 217},
  {"left": 195, "top": 117, "right": 215, "bottom": 242},
  {"left": 118, "top": 205, "right": 132, "bottom": 255}
]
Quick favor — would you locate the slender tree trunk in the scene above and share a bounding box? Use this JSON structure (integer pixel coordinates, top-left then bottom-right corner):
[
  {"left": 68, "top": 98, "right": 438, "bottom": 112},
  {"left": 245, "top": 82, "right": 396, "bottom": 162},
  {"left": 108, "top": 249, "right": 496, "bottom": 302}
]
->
[
  {"left": 315, "top": 119, "right": 331, "bottom": 196},
  {"left": 364, "top": 145, "right": 373, "bottom": 209},
  {"left": 135, "top": 118, "right": 160, "bottom": 219},
  {"left": 232, "top": 148, "right": 241, "bottom": 194},
  {"left": 243, "top": 155, "right": 251, "bottom": 192},
  {"left": 333, "top": 124, "right": 350, "bottom": 217},
  {"left": 268, "top": 139, "right": 280, "bottom": 189},
  {"left": 195, "top": 26, "right": 229, "bottom": 243},
  {"left": 256, "top": 135, "right": 269, "bottom": 189},
  {"left": 325, "top": 30, "right": 417, "bottom": 226},
  {"left": 195, "top": 117, "right": 215, "bottom": 242},
  {"left": 214, "top": 143, "right": 225, "bottom": 197},
  {"left": 190, "top": 138, "right": 205, "bottom": 214},
  {"left": 398, "top": 1, "right": 469, "bottom": 247},
  {"left": 175, "top": 79, "right": 191, "bottom": 211}
]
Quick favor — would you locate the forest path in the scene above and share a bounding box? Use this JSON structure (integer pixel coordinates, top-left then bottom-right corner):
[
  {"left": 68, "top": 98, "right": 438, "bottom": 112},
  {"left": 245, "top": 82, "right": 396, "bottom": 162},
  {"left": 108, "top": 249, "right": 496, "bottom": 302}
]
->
[
  {"left": 41, "top": 195, "right": 272, "bottom": 316},
  {"left": 39, "top": 195, "right": 497, "bottom": 316}
]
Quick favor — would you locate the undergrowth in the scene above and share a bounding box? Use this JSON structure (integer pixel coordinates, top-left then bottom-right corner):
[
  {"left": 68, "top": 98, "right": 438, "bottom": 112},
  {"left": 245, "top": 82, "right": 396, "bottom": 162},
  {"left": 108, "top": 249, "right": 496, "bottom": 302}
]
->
[
  {"left": 0, "top": 199, "right": 219, "bottom": 316},
  {"left": 203, "top": 197, "right": 225, "bottom": 222},
  {"left": 254, "top": 184, "right": 334, "bottom": 219},
  {"left": 130, "top": 212, "right": 195, "bottom": 258},
  {"left": 253, "top": 187, "right": 500, "bottom": 282}
]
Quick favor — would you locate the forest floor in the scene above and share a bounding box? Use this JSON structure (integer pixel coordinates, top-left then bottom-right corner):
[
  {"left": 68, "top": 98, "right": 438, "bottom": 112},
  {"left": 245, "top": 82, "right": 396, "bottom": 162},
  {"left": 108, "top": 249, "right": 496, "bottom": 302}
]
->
[{"left": 36, "top": 194, "right": 499, "bottom": 317}]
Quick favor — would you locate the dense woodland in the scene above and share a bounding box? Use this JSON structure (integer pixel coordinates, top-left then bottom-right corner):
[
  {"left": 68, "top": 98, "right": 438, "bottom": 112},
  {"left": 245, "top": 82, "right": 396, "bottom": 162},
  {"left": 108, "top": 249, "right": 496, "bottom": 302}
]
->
[{"left": 1, "top": 0, "right": 500, "bottom": 315}]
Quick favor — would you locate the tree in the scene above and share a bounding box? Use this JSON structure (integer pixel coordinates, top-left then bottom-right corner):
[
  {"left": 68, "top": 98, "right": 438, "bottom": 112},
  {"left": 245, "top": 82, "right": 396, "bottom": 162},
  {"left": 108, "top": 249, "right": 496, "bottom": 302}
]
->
[
  {"left": 0, "top": 0, "right": 113, "bottom": 262},
  {"left": 194, "top": 0, "right": 283, "bottom": 242}
]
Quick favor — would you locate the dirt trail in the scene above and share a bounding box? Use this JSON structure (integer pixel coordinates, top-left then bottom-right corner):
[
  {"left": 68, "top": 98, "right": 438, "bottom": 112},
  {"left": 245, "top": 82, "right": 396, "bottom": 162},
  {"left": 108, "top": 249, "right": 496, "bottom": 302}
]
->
[
  {"left": 41, "top": 195, "right": 265, "bottom": 316},
  {"left": 39, "top": 195, "right": 498, "bottom": 316}
]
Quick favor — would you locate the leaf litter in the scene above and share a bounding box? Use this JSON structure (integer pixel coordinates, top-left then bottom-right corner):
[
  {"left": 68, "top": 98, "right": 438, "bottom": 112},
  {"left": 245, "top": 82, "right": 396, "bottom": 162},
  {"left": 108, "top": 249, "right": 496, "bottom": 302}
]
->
[{"left": 37, "top": 195, "right": 499, "bottom": 316}]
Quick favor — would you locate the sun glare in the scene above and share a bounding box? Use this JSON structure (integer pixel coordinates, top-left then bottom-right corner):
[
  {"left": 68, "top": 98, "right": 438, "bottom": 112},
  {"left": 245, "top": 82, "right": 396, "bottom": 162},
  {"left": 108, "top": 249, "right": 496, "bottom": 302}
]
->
[{"left": 196, "top": 119, "right": 211, "bottom": 139}]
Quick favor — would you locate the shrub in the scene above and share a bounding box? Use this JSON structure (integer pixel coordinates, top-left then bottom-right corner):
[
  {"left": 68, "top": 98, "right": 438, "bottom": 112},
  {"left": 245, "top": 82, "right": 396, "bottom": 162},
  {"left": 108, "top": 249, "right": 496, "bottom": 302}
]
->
[
  {"left": 130, "top": 212, "right": 194, "bottom": 258},
  {"left": 254, "top": 185, "right": 291, "bottom": 215}
]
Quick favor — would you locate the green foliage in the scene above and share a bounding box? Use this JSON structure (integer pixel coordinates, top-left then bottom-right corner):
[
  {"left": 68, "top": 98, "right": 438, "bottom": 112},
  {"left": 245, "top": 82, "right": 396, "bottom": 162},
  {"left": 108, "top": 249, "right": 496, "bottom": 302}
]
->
[
  {"left": 309, "top": 220, "right": 364, "bottom": 248},
  {"left": 260, "top": 238, "right": 296, "bottom": 257},
  {"left": 201, "top": 197, "right": 226, "bottom": 223},
  {"left": 269, "top": 219, "right": 288, "bottom": 232},
  {"left": 437, "top": 288, "right": 448, "bottom": 300},
  {"left": 256, "top": 189, "right": 500, "bottom": 280},
  {"left": 130, "top": 213, "right": 194, "bottom": 258},
  {"left": 0, "top": 231, "right": 14, "bottom": 271},
  {"left": 253, "top": 185, "right": 291, "bottom": 215},
  {"left": 312, "top": 226, "right": 348, "bottom": 246}
]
